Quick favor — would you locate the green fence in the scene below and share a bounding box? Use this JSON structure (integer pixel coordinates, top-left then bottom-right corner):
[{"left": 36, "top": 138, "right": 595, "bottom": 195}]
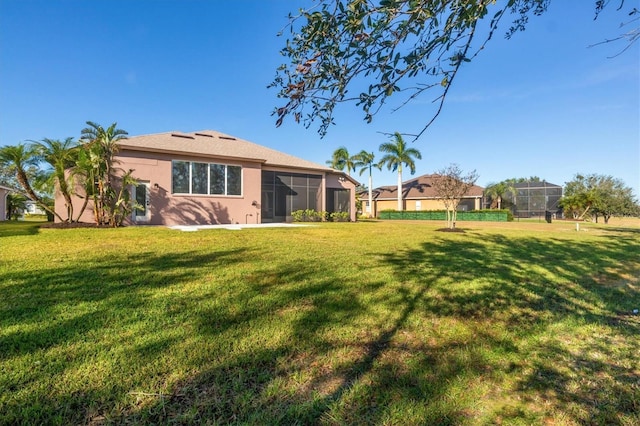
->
[{"left": 378, "top": 210, "right": 509, "bottom": 221}]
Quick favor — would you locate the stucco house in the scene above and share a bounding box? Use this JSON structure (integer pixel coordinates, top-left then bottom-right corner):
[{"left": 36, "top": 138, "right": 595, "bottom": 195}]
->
[
  {"left": 363, "top": 173, "right": 484, "bottom": 217},
  {"left": 59, "top": 130, "right": 358, "bottom": 225},
  {"left": 0, "top": 185, "right": 11, "bottom": 221}
]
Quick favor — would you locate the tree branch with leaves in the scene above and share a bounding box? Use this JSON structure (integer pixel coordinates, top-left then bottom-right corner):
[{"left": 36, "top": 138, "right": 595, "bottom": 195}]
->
[{"left": 271, "top": 0, "right": 635, "bottom": 139}]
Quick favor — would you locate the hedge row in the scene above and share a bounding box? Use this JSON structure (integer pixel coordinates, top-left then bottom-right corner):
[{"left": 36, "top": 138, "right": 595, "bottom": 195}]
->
[{"left": 378, "top": 210, "right": 510, "bottom": 222}]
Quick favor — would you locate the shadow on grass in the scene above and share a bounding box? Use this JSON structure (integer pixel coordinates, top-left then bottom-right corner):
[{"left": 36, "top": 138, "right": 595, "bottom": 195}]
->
[
  {"left": 115, "top": 231, "right": 639, "bottom": 424},
  {"left": 2, "top": 230, "right": 639, "bottom": 424},
  {"left": 1, "top": 248, "right": 248, "bottom": 358},
  {"left": 599, "top": 226, "right": 640, "bottom": 235},
  {"left": 0, "top": 221, "right": 43, "bottom": 237}
]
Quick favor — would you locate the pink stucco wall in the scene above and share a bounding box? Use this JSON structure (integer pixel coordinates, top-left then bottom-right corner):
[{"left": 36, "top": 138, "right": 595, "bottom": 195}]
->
[
  {"left": 64, "top": 150, "right": 262, "bottom": 226},
  {"left": 60, "top": 149, "right": 357, "bottom": 225}
]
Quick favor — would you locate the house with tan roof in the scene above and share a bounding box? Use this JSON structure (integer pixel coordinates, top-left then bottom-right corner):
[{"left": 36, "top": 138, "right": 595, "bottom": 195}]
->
[
  {"left": 364, "top": 174, "right": 483, "bottom": 217},
  {"left": 60, "top": 130, "right": 358, "bottom": 225}
]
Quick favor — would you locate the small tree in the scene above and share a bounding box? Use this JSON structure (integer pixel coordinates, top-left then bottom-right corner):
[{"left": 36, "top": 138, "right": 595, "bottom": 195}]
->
[
  {"left": 431, "top": 164, "right": 478, "bottom": 229},
  {"left": 484, "top": 180, "right": 517, "bottom": 210},
  {"left": 79, "top": 121, "right": 130, "bottom": 226},
  {"left": 6, "top": 192, "right": 27, "bottom": 220},
  {"left": 31, "top": 137, "right": 78, "bottom": 222}
]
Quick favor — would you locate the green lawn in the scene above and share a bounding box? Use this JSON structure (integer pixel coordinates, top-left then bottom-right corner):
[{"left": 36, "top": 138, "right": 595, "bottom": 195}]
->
[{"left": 1, "top": 220, "right": 638, "bottom": 425}]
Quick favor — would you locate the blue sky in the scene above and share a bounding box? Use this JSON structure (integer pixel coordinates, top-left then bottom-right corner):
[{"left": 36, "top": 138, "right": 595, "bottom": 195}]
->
[{"left": 1, "top": 1, "right": 638, "bottom": 195}]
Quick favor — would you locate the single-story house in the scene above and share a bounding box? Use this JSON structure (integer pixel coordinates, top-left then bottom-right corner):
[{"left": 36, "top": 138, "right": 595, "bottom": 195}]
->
[
  {"left": 60, "top": 130, "right": 358, "bottom": 225},
  {"left": 362, "top": 174, "right": 484, "bottom": 217},
  {"left": 0, "top": 185, "right": 11, "bottom": 221}
]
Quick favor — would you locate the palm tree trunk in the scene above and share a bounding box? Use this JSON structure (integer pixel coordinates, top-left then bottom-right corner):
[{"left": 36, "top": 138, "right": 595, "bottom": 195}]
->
[
  {"left": 368, "top": 172, "right": 373, "bottom": 218},
  {"left": 75, "top": 194, "right": 90, "bottom": 222},
  {"left": 16, "top": 170, "right": 65, "bottom": 222},
  {"left": 397, "top": 168, "right": 403, "bottom": 211}
]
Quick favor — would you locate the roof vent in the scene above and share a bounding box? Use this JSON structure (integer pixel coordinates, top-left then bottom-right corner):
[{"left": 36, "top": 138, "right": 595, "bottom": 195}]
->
[
  {"left": 194, "top": 133, "right": 214, "bottom": 138},
  {"left": 218, "top": 136, "right": 236, "bottom": 141},
  {"left": 171, "top": 133, "right": 195, "bottom": 139}
]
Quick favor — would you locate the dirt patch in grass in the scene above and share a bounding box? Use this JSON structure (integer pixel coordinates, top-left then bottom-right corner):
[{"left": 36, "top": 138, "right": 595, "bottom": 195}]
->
[{"left": 436, "top": 227, "right": 466, "bottom": 233}]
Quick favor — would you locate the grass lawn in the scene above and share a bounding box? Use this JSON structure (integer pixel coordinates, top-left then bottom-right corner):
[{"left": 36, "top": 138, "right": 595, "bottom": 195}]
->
[{"left": 1, "top": 219, "right": 639, "bottom": 425}]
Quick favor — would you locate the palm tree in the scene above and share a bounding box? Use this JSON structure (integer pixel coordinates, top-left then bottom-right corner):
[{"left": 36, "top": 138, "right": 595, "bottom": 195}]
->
[
  {"left": 31, "top": 137, "right": 78, "bottom": 222},
  {"left": 80, "top": 121, "right": 128, "bottom": 225},
  {"left": 6, "top": 192, "right": 27, "bottom": 220},
  {"left": 484, "top": 180, "right": 517, "bottom": 210},
  {"left": 0, "top": 144, "right": 63, "bottom": 221},
  {"left": 326, "top": 146, "right": 356, "bottom": 176},
  {"left": 378, "top": 132, "right": 422, "bottom": 211},
  {"left": 353, "top": 150, "right": 380, "bottom": 217}
]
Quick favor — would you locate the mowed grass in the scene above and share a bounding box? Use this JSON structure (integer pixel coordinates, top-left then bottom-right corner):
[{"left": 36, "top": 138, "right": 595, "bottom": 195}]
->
[{"left": 1, "top": 219, "right": 639, "bottom": 425}]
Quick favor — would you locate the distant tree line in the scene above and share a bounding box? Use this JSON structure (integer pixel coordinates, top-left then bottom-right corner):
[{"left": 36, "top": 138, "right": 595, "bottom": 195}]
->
[{"left": 484, "top": 175, "right": 639, "bottom": 223}]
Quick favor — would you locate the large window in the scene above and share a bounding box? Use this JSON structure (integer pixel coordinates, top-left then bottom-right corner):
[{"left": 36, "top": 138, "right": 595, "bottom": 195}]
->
[{"left": 172, "top": 160, "right": 242, "bottom": 196}]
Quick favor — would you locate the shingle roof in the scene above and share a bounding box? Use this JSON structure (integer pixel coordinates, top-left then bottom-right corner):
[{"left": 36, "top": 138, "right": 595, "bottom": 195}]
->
[
  {"left": 367, "top": 174, "right": 484, "bottom": 200},
  {"left": 119, "top": 130, "right": 335, "bottom": 173}
]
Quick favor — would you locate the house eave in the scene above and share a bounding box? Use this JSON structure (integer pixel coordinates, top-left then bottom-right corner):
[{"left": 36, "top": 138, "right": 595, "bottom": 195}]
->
[{"left": 118, "top": 144, "right": 267, "bottom": 164}]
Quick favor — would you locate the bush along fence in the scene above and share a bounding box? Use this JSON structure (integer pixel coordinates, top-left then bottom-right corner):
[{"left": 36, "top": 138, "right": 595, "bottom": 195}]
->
[
  {"left": 378, "top": 209, "right": 511, "bottom": 222},
  {"left": 292, "top": 209, "right": 350, "bottom": 222}
]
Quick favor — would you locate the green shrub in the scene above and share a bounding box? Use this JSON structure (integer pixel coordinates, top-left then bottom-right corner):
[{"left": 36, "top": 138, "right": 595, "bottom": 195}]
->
[
  {"left": 329, "top": 211, "right": 350, "bottom": 222},
  {"left": 292, "top": 209, "right": 328, "bottom": 222},
  {"left": 378, "top": 209, "right": 509, "bottom": 222},
  {"left": 291, "top": 210, "right": 305, "bottom": 222}
]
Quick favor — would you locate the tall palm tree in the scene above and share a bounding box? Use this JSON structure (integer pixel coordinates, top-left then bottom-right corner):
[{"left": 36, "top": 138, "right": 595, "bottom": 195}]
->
[
  {"left": 378, "top": 132, "right": 422, "bottom": 211},
  {"left": 353, "top": 150, "right": 380, "bottom": 217},
  {"left": 0, "top": 144, "right": 63, "bottom": 221},
  {"left": 31, "top": 137, "right": 78, "bottom": 222},
  {"left": 80, "top": 121, "right": 128, "bottom": 225},
  {"left": 326, "top": 146, "right": 356, "bottom": 176}
]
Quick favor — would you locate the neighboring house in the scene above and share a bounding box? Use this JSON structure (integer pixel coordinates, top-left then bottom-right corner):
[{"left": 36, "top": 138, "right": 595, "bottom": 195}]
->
[
  {"left": 59, "top": 130, "right": 358, "bottom": 225},
  {"left": 363, "top": 174, "right": 484, "bottom": 217},
  {"left": 24, "top": 200, "right": 46, "bottom": 216},
  {"left": 0, "top": 185, "right": 11, "bottom": 221},
  {"left": 505, "top": 180, "right": 563, "bottom": 218}
]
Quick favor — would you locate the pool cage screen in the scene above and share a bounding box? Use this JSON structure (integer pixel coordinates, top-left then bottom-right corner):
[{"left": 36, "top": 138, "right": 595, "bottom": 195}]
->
[{"left": 504, "top": 182, "right": 563, "bottom": 219}]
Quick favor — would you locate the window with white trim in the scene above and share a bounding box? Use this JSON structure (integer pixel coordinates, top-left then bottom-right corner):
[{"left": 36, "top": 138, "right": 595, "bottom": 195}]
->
[{"left": 172, "top": 160, "right": 242, "bottom": 196}]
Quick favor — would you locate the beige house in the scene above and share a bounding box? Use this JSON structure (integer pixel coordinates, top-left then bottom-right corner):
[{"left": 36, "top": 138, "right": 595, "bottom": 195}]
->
[
  {"left": 363, "top": 174, "right": 483, "bottom": 217},
  {"left": 60, "top": 130, "right": 358, "bottom": 225}
]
